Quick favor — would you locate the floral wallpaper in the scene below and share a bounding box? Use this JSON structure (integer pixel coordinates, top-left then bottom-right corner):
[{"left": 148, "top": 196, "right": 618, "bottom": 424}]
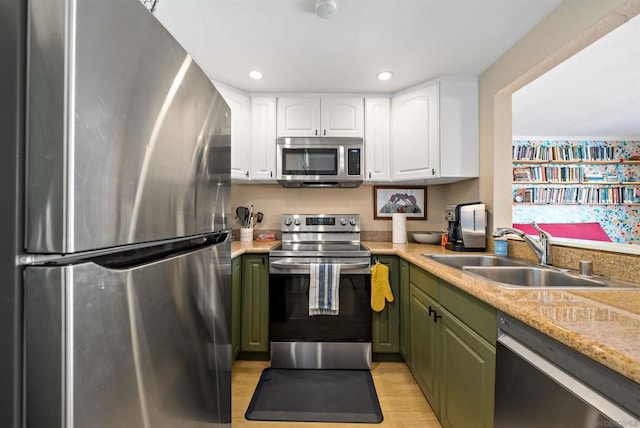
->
[{"left": 512, "top": 140, "right": 640, "bottom": 244}]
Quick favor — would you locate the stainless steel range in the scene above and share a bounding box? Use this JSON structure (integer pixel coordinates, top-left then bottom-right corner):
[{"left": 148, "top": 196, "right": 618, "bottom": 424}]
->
[{"left": 269, "top": 214, "right": 372, "bottom": 369}]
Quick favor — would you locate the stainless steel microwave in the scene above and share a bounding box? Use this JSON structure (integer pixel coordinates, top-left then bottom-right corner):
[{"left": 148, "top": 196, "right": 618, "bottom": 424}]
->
[{"left": 276, "top": 137, "right": 364, "bottom": 188}]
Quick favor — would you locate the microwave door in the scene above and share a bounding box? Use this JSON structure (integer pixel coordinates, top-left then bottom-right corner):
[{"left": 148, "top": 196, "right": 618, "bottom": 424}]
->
[{"left": 282, "top": 148, "right": 339, "bottom": 176}]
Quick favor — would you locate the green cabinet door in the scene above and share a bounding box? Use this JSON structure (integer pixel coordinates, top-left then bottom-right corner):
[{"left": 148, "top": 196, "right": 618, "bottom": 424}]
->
[
  {"left": 231, "top": 257, "right": 242, "bottom": 359},
  {"left": 439, "top": 308, "right": 496, "bottom": 428},
  {"left": 409, "top": 283, "right": 440, "bottom": 415},
  {"left": 372, "top": 256, "right": 400, "bottom": 354},
  {"left": 399, "top": 258, "right": 410, "bottom": 360},
  {"left": 240, "top": 254, "right": 269, "bottom": 353}
]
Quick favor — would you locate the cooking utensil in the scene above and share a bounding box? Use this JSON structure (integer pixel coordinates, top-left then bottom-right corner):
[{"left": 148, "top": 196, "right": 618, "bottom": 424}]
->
[
  {"left": 244, "top": 207, "right": 250, "bottom": 226},
  {"left": 236, "top": 206, "right": 246, "bottom": 225}
]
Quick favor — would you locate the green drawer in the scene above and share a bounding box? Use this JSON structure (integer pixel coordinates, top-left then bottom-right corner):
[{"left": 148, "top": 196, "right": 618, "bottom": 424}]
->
[
  {"left": 438, "top": 281, "right": 496, "bottom": 345},
  {"left": 409, "top": 264, "right": 438, "bottom": 299}
]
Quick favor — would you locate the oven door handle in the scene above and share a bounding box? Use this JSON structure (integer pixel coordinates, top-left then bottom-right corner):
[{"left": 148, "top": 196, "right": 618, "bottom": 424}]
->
[{"left": 269, "top": 261, "right": 371, "bottom": 271}]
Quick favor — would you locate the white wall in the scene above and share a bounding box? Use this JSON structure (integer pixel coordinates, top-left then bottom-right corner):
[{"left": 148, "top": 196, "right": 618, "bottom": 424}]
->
[{"left": 478, "top": 0, "right": 640, "bottom": 231}]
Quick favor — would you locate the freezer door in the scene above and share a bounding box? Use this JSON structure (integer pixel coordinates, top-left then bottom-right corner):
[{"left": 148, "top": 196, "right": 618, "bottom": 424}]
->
[
  {"left": 26, "top": 0, "right": 231, "bottom": 253},
  {"left": 25, "top": 240, "right": 231, "bottom": 428}
]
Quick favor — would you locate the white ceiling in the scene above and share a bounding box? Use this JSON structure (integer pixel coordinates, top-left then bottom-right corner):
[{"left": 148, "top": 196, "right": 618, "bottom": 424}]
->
[
  {"left": 512, "top": 13, "right": 640, "bottom": 138},
  {"left": 153, "top": 0, "right": 561, "bottom": 93},
  {"left": 153, "top": 0, "right": 639, "bottom": 138}
]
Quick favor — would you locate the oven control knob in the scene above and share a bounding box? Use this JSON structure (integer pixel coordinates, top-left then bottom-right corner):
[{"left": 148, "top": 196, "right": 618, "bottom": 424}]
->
[
  {"left": 349, "top": 217, "right": 358, "bottom": 226},
  {"left": 293, "top": 218, "right": 302, "bottom": 226},
  {"left": 283, "top": 217, "right": 292, "bottom": 226},
  {"left": 340, "top": 218, "right": 348, "bottom": 226}
]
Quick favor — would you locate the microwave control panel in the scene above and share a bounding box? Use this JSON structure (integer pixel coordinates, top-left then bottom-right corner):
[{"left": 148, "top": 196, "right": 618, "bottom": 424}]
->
[{"left": 347, "top": 148, "right": 361, "bottom": 176}]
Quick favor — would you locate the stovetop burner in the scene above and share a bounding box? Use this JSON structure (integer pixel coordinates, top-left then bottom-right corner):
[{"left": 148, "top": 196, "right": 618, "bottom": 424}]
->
[{"left": 269, "top": 214, "right": 371, "bottom": 274}]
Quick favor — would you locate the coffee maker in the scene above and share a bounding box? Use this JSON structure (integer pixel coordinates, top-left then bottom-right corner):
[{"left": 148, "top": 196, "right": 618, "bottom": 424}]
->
[{"left": 445, "top": 202, "right": 487, "bottom": 251}]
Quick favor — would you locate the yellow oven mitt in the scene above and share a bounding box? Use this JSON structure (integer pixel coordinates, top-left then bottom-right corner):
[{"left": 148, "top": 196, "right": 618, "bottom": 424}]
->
[{"left": 371, "top": 261, "right": 394, "bottom": 312}]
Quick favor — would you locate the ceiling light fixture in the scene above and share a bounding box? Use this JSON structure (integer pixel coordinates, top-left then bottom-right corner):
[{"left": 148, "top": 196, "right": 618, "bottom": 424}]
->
[
  {"left": 377, "top": 71, "right": 393, "bottom": 81},
  {"left": 249, "top": 71, "right": 263, "bottom": 80},
  {"left": 315, "top": 0, "right": 337, "bottom": 19}
]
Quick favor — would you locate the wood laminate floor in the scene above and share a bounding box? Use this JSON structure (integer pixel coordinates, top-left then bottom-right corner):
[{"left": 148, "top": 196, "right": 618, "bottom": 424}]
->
[{"left": 232, "top": 360, "right": 442, "bottom": 427}]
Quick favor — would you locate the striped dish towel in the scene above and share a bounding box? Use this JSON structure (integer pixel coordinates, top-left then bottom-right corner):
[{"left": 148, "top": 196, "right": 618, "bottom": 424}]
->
[{"left": 309, "top": 263, "right": 341, "bottom": 316}]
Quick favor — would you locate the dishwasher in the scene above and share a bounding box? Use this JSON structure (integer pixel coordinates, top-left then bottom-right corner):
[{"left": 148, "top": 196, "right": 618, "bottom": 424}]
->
[{"left": 495, "top": 312, "right": 640, "bottom": 428}]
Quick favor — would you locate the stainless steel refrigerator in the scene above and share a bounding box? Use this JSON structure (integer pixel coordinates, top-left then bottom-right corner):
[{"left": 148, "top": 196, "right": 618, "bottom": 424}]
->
[{"left": 2, "top": 0, "right": 232, "bottom": 427}]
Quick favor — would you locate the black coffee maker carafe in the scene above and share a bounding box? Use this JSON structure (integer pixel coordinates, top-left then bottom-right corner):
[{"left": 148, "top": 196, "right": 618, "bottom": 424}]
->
[{"left": 445, "top": 202, "right": 487, "bottom": 251}]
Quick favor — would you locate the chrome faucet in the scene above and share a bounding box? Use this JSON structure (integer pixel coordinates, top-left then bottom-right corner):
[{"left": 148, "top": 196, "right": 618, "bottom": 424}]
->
[{"left": 492, "top": 222, "right": 552, "bottom": 266}]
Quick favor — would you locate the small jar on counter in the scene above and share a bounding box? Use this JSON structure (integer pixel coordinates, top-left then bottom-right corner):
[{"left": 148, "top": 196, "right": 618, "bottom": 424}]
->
[{"left": 494, "top": 238, "right": 508, "bottom": 256}]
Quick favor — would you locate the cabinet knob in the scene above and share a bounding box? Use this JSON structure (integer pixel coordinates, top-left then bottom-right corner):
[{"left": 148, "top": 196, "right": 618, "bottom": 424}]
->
[{"left": 245, "top": 171, "right": 249, "bottom": 177}]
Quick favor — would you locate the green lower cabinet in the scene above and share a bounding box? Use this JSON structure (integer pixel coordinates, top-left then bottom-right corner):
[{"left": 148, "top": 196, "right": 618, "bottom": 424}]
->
[
  {"left": 372, "top": 256, "right": 400, "bottom": 354},
  {"left": 409, "top": 283, "right": 440, "bottom": 412},
  {"left": 240, "top": 254, "right": 269, "bottom": 353},
  {"left": 439, "top": 307, "right": 495, "bottom": 428},
  {"left": 399, "top": 258, "right": 410, "bottom": 360},
  {"left": 406, "top": 263, "right": 496, "bottom": 428},
  {"left": 231, "top": 257, "right": 242, "bottom": 359}
]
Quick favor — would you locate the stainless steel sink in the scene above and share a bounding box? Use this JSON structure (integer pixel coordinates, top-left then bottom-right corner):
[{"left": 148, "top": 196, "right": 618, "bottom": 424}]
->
[
  {"left": 424, "top": 254, "right": 529, "bottom": 269},
  {"left": 463, "top": 266, "right": 607, "bottom": 288}
]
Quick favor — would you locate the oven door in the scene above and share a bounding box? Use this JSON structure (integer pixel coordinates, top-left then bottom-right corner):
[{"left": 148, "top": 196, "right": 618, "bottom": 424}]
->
[{"left": 268, "top": 260, "right": 372, "bottom": 369}]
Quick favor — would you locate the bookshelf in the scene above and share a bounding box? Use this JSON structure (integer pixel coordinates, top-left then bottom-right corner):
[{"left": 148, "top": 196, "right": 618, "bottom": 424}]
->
[{"left": 513, "top": 142, "right": 640, "bottom": 205}]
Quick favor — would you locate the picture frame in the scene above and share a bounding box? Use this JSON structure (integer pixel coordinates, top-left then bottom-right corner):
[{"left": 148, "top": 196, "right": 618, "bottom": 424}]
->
[{"left": 373, "top": 186, "right": 427, "bottom": 220}]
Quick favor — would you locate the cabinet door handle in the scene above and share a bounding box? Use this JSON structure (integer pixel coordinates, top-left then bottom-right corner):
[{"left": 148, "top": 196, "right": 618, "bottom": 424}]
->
[
  {"left": 270, "top": 171, "right": 273, "bottom": 177},
  {"left": 433, "top": 313, "right": 442, "bottom": 322},
  {"left": 431, "top": 168, "right": 436, "bottom": 176},
  {"left": 428, "top": 306, "right": 435, "bottom": 316},
  {"left": 368, "top": 172, "right": 371, "bottom": 179},
  {"left": 323, "top": 129, "right": 326, "bottom": 136},
  {"left": 245, "top": 171, "right": 249, "bottom": 177},
  {"left": 315, "top": 129, "right": 318, "bottom": 136}
]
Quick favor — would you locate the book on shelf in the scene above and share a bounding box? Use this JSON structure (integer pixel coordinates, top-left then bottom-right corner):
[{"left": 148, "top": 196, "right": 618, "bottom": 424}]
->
[{"left": 513, "top": 167, "right": 532, "bottom": 182}]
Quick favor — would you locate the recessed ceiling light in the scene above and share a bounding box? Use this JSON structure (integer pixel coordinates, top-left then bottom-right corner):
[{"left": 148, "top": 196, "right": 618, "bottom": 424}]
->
[
  {"left": 315, "top": 0, "right": 337, "bottom": 19},
  {"left": 249, "top": 71, "right": 263, "bottom": 80},
  {"left": 377, "top": 71, "right": 393, "bottom": 81}
]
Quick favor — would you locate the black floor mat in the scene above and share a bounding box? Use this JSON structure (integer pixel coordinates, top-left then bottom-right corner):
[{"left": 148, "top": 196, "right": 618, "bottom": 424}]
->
[{"left": 245, "top": 368, "right": 383, "bottom": 423}]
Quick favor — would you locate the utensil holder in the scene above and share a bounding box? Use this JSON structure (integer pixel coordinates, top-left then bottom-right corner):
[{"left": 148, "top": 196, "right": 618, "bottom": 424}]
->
[{"left": 240, "top": 228, "right": 254, "bottom": 242}]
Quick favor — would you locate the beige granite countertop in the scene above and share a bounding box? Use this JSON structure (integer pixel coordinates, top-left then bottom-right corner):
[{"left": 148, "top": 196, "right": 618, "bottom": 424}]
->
[{"left": 231, "top": 240, "right": 640, "bottom": 384}]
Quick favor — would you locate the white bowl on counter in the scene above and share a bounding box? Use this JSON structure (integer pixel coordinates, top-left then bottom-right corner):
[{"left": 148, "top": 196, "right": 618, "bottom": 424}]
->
[{"left": 412, "top": 232, "right": 444, "bottom": 245}]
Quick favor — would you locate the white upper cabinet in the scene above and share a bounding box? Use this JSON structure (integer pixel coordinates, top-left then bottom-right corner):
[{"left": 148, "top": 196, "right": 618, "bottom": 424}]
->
[
  {"left": 364, "top": 98, "right": 391, "bottom": 181},
  {"left": 250, "top": 97, "right": 277, "bottom": 182},
  {"left": 277, "top": 97, "right": 364, "bottom": 137},
  {"left": 213, "top": 81, "right": 252, "bottom": 181},
  {"left": 276, "top": 97, "right": 321, "bottom": 137},
  {"left": 391, "top": 85, "right": 440, "bottom": 180},
  {"left": 391, "top": 78, "right": 478, "bottom": 183},
  {"left": 320, "top": 97, "right": 364, "bottom": 137}
]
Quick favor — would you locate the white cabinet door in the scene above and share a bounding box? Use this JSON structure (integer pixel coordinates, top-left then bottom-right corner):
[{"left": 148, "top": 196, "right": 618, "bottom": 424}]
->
[
  {"left": 321, "top": 97, "right": 364, "bottom": 137},
  {"left": 365, "top": 98, "right": 391, "bottom": 181},
  {"left": 439, "top": 80, "right": 479, "bottom": 179},
  {"left": 391, "top": 84, "right": 440, "bottom": 180},
  {"left": 250, "top": 97, "right": 277, "bottom": 182},
  {"left": 277, "top": 97, "right": 364, "bottom": 137},
  {"left": 214, "top": 82, "right": 252, "bottom": 180},
  {"left": 277, "top": 97, "right": 321, "bottom": 137}
]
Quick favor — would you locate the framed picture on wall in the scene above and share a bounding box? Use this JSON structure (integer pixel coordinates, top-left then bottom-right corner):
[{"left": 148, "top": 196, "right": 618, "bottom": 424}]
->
[{"left": 373, "top": 186, "right": 427, "bottom": 220}]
